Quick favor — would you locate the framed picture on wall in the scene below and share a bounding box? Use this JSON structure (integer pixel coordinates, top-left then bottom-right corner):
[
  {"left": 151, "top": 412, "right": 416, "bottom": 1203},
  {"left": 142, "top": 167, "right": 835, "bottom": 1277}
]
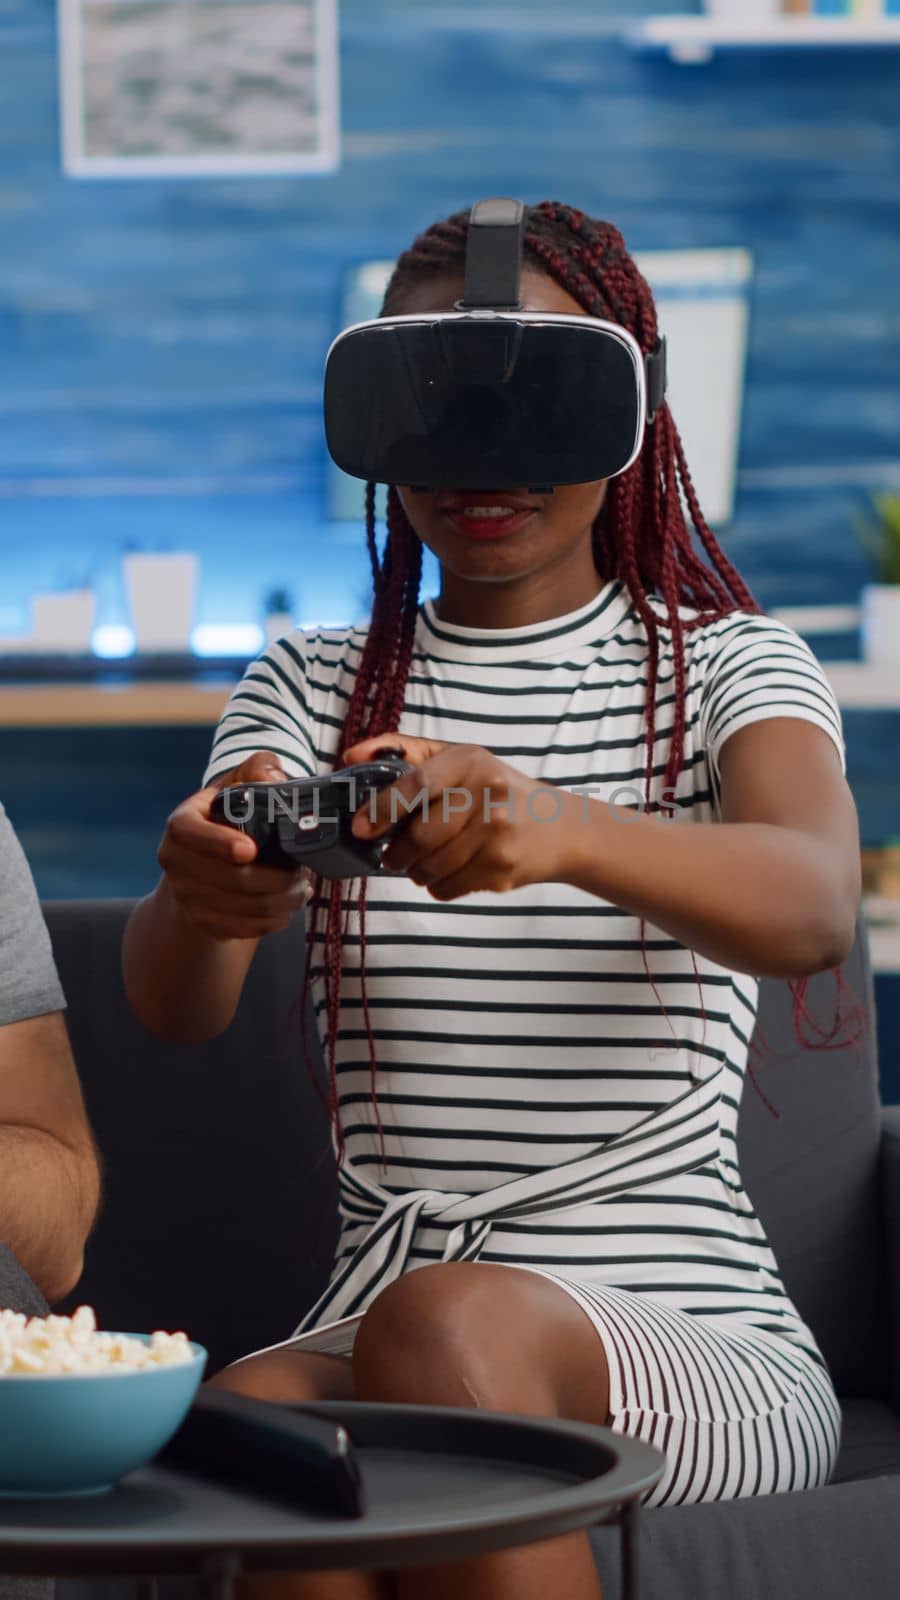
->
[{"left": 58, "top": 0, "right": 340, "bottom": 177}]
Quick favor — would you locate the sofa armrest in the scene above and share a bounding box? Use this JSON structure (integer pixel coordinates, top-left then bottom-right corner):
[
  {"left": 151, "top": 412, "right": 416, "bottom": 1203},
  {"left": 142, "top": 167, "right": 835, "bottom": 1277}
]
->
[
  {"left": 882, "top": 1105, "right": 900, "bottom": 1412},
  {"left": 0, "top": 1242, "right": 50, "bottom": 1317}
]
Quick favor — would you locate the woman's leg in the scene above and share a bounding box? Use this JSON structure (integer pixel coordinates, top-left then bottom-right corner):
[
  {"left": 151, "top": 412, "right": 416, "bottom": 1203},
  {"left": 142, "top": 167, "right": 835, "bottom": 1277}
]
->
[
  {"left": 350, "top": 1261, "right": 610, "bottom": 1600},
  {"left": 209, "top": 1348, "right": 395, "bottom": 1600},
  {"left": 212, "top": 1260, "right": 612, "bottom": 1600},
  {"left": 207, "top": 1346, "right": 357, "bottom": 1405}
]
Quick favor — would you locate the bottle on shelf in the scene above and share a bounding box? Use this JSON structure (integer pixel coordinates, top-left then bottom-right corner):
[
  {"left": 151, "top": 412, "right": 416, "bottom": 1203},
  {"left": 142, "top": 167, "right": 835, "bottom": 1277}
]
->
[{"left": 263, "top": 587, "right": 297, "bottom": 647}]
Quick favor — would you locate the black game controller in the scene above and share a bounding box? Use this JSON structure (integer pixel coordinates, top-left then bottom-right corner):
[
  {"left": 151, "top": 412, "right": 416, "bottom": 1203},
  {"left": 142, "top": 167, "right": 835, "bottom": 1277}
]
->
[{"left": 210, "top": 749, "right": 412, "bottom": 879}]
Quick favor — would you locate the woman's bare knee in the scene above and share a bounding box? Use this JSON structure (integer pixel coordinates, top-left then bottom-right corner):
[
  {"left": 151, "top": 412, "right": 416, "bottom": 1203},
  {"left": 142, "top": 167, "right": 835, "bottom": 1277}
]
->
[
  {"left": 209, "top": 1347, "right": 356, "bottom": 1404},
  {"left": 352, "top": 1262, "right": 610, "bottom": 1425}
]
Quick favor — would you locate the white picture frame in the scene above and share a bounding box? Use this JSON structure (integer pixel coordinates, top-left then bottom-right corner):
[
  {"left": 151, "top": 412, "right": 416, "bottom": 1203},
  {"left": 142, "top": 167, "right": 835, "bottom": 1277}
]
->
[{"left": 58, "top": 0, "right": 340, "bottom": 178}]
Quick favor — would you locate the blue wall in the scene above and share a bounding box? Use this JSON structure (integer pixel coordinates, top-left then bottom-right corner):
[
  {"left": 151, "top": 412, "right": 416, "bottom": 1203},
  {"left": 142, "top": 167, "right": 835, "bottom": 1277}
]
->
[{"left": 2, "top": 0, "right": 899, "bottom": 631}]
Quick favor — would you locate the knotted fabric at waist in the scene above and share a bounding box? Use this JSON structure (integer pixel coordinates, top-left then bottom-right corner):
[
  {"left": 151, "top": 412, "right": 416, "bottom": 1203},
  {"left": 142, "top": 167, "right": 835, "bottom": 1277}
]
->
[{"left": 293, "top": 1063, "right": 725, "bottom": 1336}]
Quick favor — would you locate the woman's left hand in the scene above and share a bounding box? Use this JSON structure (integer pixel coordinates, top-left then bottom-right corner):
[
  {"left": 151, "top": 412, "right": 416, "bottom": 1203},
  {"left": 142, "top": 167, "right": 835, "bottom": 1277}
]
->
[{"left": 340, "top": 734, "right": 579, "bottom": 900}]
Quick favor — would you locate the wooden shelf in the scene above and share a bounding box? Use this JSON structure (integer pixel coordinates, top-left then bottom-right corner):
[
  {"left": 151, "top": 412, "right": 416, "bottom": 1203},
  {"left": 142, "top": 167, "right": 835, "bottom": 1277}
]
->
[
  {"left": 0, "top": 661, "right": 895, "bottom": 726},
  {"left": 0, "top": 682, "right": 234, "bottom": 728},
  {"left": 627, "top": 15, "right": 900, "bottom": 64},
  {"left": 0, "top": 652, "right": 248, "bottom": 683}
]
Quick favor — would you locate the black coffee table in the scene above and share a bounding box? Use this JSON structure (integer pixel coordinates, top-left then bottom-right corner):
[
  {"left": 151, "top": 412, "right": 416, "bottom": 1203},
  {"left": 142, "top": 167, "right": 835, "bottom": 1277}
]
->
[{"left": 0, "top": 1402, "right": 665, "bottom": 1600}]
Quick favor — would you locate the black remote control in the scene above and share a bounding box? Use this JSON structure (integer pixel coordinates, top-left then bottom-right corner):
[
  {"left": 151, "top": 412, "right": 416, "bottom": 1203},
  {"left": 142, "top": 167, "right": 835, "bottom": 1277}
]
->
[{"left": 160, "top": 1386, "right": 364, "bottom": 1517}]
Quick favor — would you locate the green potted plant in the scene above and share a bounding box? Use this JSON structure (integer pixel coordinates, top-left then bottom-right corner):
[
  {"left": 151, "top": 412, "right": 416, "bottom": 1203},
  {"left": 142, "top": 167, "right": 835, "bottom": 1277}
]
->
[{"left": 855, "top": 492, "right": 900, "bottom": 669}]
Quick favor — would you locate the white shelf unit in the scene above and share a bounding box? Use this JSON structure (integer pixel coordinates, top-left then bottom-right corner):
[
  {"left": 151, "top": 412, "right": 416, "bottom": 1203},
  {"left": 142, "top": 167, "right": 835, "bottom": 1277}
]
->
[
  {"left": 864, "top": 899, "right": 900, "bottom": 976},
  {"left": 866, "top": 924, "right": 900, "bottom": 975},
  {"left": 770, "top": 604, "right": 861, "bottom": 636},
  {"left": 821, "top": 662, "right": 900, "bottom": 710},
  {"left": 627, "top": 16, "right": 900, "bottom": 64}
]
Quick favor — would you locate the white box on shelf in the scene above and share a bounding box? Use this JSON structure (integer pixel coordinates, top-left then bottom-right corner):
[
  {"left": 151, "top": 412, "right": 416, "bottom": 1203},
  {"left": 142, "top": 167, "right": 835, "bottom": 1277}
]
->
[
  {"left": 123, "top": 553, "right": 199, "bottom": 654},
  {"left": 30, "top": 589, "right": 96, "bottom": 654}
]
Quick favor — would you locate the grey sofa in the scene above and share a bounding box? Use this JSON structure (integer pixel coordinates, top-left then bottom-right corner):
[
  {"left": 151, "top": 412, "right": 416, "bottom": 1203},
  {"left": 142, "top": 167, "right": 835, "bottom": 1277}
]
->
[{"left": 30, "top": 901, "right": 900, "bottom": 1598}]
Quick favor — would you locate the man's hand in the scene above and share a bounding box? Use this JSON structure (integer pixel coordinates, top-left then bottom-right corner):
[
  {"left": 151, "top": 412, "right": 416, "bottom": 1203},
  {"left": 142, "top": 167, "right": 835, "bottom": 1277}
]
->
[{"left": 341, "top": 734, "right": 579, "bottom": 901}]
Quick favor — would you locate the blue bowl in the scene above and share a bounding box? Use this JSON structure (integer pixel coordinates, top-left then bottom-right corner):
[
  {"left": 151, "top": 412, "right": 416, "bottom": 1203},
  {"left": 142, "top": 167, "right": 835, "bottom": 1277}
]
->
[{"left": 0, "top": 1335, "right": 207, "bottom": 1496}]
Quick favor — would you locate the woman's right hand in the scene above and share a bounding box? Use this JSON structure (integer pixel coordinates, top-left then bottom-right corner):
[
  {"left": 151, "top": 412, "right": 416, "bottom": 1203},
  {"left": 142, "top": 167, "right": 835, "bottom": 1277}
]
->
[{"left": 157, "top": 750, "right": 315, "bottom": 943}]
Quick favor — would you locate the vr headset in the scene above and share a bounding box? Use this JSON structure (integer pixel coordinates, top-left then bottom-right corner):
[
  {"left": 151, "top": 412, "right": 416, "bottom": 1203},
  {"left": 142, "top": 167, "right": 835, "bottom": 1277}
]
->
[{"left": 324, "top": 198, "right": 667, "bottom": 493}]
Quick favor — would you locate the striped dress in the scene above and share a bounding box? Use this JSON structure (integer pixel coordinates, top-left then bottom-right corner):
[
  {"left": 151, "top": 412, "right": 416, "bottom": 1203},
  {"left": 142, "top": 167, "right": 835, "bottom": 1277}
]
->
[{"left": 203, "top": 579, "right": 845, "bottom": 1509}]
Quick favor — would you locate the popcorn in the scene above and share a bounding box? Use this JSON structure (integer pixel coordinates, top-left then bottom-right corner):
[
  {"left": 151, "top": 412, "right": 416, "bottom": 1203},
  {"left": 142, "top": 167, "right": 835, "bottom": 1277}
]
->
[{"left": 0, "top": 1306, "right": 193, "bottom": 1376}]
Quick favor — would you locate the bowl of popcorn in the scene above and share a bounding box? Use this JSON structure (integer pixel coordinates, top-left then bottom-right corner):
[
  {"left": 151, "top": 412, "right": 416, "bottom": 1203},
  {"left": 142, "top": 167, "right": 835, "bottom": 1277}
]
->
[{"left": 0, "top": 1306, "right": 206, "bottom": 1497}]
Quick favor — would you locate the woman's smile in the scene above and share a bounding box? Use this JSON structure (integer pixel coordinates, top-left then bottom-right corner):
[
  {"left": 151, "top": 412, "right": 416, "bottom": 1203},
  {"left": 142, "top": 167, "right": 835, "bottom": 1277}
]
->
[{"left": 440, "top": 492, "right": 541, "bottom": 542}]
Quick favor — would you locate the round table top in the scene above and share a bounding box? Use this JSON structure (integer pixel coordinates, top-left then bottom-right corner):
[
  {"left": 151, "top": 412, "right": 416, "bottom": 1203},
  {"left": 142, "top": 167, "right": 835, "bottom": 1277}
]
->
[{"left": 0, "top": 1401, "right": 664, "bottom": 1577}]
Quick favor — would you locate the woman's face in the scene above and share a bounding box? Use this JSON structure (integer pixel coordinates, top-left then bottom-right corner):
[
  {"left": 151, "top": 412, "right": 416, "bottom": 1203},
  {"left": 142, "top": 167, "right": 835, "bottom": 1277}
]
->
[{"left": 391, "top": 268, "right": 609, "bottom": 595}]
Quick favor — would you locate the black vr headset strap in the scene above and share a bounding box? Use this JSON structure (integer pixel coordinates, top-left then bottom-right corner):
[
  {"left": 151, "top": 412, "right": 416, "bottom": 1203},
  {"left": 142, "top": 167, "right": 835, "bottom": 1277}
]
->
[
  {"left": 458, "top": 198, "right": 525, "bottom": 311},
  {"left": 646, "top": 336, "right": 667, "bottom": 424}
]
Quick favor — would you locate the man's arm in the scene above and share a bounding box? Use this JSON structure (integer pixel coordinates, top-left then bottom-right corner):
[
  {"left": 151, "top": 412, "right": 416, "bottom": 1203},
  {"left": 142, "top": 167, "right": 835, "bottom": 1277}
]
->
[{"left": 0, "top": 1010, "right": 101, "bottom": 1304}]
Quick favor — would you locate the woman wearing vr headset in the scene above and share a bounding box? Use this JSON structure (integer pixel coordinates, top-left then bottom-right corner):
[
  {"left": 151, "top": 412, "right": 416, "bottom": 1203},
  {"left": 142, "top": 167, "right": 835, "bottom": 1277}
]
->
[{"left": 125, "top": 201, "right": 861, "bottom": 1600}]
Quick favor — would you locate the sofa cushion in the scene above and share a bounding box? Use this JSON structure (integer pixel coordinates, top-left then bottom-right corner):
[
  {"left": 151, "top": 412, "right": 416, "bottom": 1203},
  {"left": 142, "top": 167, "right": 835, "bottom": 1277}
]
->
[
  {"left": 590, "top": 1471, "right": 900, "bottom": 1600},
  {"left": 738, "top": 929, "right": 889, "bottom": 1398},
  {"left": 0, "top": 1243, "right": 49, "bottom": 1318},
  {"left": 45, "top": 901, "right": 335, "bottom": 1374},
  {"left": 831, "top": 1398, "right": 900, "bottom": 1484}
]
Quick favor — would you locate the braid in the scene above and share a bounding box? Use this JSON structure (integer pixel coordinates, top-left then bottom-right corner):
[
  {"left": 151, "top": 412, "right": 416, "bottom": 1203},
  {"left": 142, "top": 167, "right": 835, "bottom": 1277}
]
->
[
  {"left": 297, "top": 478, "right": 421, "bottom": 1169},
  {"left": 305, "top": 201, "right": 856, "bottom": 1169}
]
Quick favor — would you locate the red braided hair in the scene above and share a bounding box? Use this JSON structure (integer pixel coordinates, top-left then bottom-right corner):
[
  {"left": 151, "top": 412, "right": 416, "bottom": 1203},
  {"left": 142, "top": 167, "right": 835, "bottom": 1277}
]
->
[{"left": 297, "top": 202, "right": 860, "bottom": 1167}]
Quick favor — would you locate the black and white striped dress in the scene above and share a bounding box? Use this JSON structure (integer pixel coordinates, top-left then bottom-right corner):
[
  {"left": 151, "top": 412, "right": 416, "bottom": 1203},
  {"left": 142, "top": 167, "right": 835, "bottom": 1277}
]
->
[{"left": 203, "top": 580, "right": 844, "bottom": 1508}]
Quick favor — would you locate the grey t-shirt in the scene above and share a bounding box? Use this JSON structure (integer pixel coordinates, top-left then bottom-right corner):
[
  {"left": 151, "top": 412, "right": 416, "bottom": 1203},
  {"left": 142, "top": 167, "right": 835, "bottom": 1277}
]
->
[{"left": 0, "top": 802, "right": 66, "bottom": 1025}]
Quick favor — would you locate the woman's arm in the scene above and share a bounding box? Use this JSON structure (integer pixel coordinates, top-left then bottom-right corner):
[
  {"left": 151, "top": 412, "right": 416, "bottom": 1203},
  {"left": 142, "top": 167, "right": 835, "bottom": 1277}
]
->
[
  {"left": 126, "top": 630, "right": 321, "bottom": 1043},
  {"left": 123, "top": 752, "right": 312, "bottom": 1043},
  {"left": 343, "top": 716, "right": 860, "bottom": 981},
  {"left": 562, "top": 717, "right": 861, "bottom": 978},
  {"left": 122, "top": 875, "right": 264, "bottom": 1045}
]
